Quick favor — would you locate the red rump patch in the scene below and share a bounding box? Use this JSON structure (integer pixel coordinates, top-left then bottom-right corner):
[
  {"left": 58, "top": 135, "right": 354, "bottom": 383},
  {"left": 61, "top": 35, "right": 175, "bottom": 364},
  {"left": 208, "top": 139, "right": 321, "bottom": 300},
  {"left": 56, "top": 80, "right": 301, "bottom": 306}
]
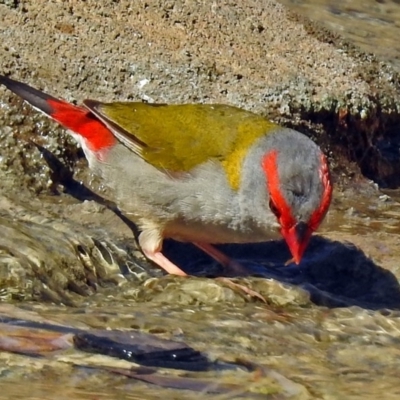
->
[{"left": 47, "top": 99, "right": 116, "bottom": 152}]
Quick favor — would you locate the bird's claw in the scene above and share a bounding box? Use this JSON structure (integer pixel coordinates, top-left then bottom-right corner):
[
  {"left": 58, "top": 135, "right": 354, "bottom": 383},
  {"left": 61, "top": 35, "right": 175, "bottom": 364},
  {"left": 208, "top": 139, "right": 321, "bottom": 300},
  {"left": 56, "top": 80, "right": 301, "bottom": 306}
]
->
[{"left": 216, "top": 277, "right": 267, "bottom": 302}]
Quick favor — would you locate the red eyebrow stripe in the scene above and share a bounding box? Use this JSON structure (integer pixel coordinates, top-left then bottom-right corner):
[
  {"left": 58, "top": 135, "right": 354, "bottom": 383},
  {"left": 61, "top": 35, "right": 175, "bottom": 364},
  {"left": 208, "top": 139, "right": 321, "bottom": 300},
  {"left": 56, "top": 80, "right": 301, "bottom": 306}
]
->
[
  {"left": 309, "top": 153, "right": 332, "bottom": 231},
  {"left": 262, "top": 150, "right": 296, "bottom": 229}
]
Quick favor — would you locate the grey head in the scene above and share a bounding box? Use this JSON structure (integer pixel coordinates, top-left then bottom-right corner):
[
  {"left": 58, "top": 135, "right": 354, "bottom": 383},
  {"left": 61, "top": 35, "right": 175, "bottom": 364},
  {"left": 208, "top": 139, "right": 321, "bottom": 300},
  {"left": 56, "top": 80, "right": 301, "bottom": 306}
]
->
[{"left": 240, "top": 128, "right": 332, "bottom": 263}]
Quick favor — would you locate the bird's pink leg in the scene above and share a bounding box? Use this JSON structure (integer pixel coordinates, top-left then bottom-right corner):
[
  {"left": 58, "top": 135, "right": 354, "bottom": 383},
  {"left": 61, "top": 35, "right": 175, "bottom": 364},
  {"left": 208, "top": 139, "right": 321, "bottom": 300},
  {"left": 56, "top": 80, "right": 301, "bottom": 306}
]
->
[
  {"left": 142, "top": 249, "right": 187, "bottom": 276},
  {"left": 139, "top": 228, "right": 187, "bottom": 276},
  {"left": 192, "top": 242, "right": 249, "bottom": 275},
  {"left": 140, "top": 230, "right": 265, "bottom": 301}
]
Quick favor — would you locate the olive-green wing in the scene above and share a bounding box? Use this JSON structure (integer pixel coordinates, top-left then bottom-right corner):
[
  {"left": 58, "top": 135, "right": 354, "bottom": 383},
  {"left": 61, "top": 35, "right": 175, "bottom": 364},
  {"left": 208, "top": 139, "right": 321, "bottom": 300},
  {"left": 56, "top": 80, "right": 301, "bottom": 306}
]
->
[{"left": 84, "top": 101, "right": 277, "bottom": 174}]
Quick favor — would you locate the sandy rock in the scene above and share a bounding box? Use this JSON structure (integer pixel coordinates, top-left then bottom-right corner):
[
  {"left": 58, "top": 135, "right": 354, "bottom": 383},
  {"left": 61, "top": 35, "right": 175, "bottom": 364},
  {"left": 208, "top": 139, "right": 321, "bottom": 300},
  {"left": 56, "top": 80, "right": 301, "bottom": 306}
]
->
[{"left": 0, "top": 0, "right": 400, "bottom": 185}]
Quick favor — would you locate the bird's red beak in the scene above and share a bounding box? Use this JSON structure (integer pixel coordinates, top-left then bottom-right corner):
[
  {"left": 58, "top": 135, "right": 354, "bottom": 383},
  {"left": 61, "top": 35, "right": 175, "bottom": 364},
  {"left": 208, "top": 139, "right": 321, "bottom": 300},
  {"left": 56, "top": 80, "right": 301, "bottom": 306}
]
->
[{"left": 281, "top": 222, "right": 312, "bottom": 264}]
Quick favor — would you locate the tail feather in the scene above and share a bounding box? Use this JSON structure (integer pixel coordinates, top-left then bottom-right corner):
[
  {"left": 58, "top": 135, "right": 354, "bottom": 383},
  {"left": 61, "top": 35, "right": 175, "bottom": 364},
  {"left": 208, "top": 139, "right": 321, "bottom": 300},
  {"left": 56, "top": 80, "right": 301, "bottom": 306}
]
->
[
  {"left": 0, "top": 74, "right": 116, "bottom": 152},
  {"left": 0, "top": 75, "right": 59, "bottom": 116}
]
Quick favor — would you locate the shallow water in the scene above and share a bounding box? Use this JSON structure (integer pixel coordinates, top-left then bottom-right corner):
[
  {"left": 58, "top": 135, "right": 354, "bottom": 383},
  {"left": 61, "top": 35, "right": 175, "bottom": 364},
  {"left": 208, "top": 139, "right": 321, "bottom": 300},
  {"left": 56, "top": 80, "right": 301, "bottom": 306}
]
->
[{"left": 1, "top": 183, "right": 400, "bottom": 399}]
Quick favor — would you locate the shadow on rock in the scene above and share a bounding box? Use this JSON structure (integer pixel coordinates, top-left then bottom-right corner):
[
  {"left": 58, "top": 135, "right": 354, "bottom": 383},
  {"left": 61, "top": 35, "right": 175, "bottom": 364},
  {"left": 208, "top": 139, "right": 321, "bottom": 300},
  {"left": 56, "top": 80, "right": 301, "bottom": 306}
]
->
[
  {"left": 37, "top": 144, "right": 400, "bottom": 311},
  {"left": 163, "top": 237, "right": 400, "bottom": 311},
  {"left": 36, "top": 143, "right": 142, "bottom": 241}
]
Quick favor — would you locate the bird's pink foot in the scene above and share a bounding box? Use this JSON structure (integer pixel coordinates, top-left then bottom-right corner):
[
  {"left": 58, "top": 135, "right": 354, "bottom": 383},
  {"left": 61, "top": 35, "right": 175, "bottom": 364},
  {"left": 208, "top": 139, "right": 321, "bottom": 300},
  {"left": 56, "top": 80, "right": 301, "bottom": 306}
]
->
[
  {"left": 193, "top": 242, "right": 266, "bottom": 302},
  {"left": 216, "top": 277, "right": 267, "bottom": 302}
]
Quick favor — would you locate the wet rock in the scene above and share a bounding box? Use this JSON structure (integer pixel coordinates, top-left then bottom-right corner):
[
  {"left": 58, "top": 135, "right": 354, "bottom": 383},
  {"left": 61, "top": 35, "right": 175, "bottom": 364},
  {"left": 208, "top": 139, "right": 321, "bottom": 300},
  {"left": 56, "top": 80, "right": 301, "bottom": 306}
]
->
[
  {"left": 0, "top": 306, "right": 308, "bottom": 398},
  {"left": 0, "top": 193, "right": 139, "bottom": 305},
  {"left": 0, "top": 0, "right": 400, "bottom": 186}
]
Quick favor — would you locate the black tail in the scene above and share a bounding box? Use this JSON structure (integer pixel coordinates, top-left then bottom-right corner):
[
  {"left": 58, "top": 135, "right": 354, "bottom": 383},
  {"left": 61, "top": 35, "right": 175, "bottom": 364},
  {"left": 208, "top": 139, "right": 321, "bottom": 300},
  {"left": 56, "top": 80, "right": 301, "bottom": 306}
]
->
[{"left": 0, "top": 75, "right": 59, "bottom": 115}]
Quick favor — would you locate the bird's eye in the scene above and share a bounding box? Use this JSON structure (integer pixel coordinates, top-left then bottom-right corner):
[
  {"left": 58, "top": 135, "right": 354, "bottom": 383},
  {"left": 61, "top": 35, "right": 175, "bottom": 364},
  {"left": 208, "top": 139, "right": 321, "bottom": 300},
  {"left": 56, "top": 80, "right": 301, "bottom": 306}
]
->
[
  {"left": 292, "top": 189, "right": 304, "bottom": 198},
  {"left": 269, "top": 199, "right": 281, "bottom": 218}
]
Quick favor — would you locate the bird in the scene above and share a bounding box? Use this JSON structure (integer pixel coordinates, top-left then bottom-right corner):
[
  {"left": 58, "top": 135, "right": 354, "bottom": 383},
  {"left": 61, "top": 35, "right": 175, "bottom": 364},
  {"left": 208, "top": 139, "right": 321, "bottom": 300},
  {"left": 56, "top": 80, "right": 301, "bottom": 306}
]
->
[{"left": 0, "top": 74, "right": 332, "bottom": 278}]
